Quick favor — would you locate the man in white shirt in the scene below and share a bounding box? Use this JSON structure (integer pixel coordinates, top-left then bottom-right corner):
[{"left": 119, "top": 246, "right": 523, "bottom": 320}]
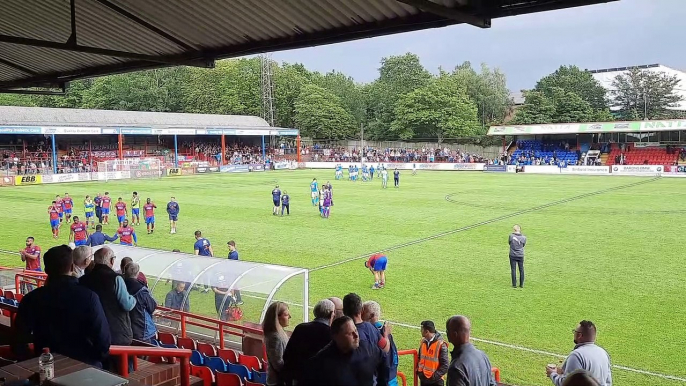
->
[{"left": 547, "top": 320, "right": 612, "bottom": 386}]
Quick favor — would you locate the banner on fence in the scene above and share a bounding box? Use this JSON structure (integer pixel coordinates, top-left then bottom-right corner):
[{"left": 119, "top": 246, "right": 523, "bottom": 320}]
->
[
  {"left": 274, "top": 161, "right": 290, "bottom": 170},
  {"left": 42, "top": 173, "right": 92, "bottom": 183},
  {"left": 1, "top": 176, "right": 15, "bottom": 186},
  {"left": 15, "top": 175, "right": 42, "bottom": 185},
  {"left": 559, "top": 166, "right": 610, "bottom": 175},
  {"left": 166, "top": 168, "right": 182, "bottom": 176},
  {"left": 94, "top": 171, "right": 131, "bottom": 181},
  {"left": 611, "top": 165, "right": 663, "bottom": 175},
  {"left": 483, "top": 165, "right": 508, "bottom": 172},
  {"left": 219, "top": 165, "right": 250, "bottom": 173},
  {"left": 250, "top": 164, "right": 265, "bottom": 172},
  {"left": 520, "top": 165, "right": 561, "bottom": 174},
  {"left": 132, "top": 169, "right": 162, "bottom": 179}
]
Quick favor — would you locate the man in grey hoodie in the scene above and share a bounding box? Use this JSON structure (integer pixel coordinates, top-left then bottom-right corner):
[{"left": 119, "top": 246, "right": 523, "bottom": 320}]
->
[{"left": 508, "top": 224, "right": 527, "bottom": 288}]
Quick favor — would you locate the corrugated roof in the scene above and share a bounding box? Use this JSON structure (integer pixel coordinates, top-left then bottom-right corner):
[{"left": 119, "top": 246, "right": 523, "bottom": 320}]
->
[
  {"left": 0, "top": 0, "right": 617, "bottom": 91},
  {"left": 0, "top": 106, "right": 271, "bottom": 128}
]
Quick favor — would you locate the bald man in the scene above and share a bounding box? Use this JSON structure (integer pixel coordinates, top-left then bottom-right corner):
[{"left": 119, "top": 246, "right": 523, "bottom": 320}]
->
[
  {"left": 445, "top": 316, "right": 496, "bottom": 386},
  {"left": 329, "top": 296, "right": 344, "bottom": 319}
]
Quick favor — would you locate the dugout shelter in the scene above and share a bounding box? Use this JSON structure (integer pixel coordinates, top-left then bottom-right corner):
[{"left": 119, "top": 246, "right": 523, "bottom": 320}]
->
[{"left": 0, "top": 106, "right": 300, "bottom": 173}]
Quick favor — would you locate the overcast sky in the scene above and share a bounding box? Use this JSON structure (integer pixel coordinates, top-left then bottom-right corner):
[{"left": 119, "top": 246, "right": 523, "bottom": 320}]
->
[{"left": 271, "top": 0, "right": 685, "bottom": 92}]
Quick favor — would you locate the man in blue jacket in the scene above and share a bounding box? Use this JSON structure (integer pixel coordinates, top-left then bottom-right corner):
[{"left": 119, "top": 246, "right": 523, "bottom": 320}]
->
[
  {"left": 166, "top": 196, "right": 180, "bottom": 234},
  {"left": 86, "top": 224, "right": 118, "bottom": 246},
  {"left": 13, "top": 245, "right": 111, "bottom": 367}
]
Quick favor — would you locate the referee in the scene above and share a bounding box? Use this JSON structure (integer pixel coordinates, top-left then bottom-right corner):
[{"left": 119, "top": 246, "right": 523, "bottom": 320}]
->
[{"left": 508, "top": 225, "right": 527, "bottom": 288}]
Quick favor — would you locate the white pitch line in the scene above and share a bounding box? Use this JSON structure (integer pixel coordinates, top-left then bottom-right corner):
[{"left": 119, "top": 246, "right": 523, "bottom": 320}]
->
[{"left": 245, "top": 294, "right": 686, "bottom": 383}]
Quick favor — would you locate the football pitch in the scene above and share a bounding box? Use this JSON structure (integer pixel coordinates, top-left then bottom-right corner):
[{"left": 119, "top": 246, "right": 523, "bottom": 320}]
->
[{"left": 0, "top": 170, "right": 684, "bottom": 386}]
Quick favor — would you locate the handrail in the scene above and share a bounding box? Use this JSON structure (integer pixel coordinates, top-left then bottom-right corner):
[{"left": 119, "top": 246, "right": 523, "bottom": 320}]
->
[
  {"left": 156, "top": 306, "right": 264, "bottom": 343},
  {"left": 15, "top": 271, "right": 47, "bottom": 294},
  {"left": 109, "top": 345, "right": 191, "bottom": 386},
  {"left": 397, "top": 349, "right": 419, "bottom": 386}
]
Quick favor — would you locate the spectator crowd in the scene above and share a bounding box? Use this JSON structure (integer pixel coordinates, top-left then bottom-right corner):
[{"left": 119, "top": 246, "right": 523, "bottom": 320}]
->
[
  {"left": 305, "top": 144, "right": 489, "bottom": 164},
  {"left": 12, "top": 244, "right": 613, "bottom": 386}
]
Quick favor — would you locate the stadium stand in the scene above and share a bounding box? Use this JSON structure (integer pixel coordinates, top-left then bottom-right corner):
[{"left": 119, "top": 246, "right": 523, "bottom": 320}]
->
[
  {"left": 510, "top": 140, "right": 579, "bottom": 165},
  {"left": 605, "top": 143, "right": 678, "bottom": 165}
]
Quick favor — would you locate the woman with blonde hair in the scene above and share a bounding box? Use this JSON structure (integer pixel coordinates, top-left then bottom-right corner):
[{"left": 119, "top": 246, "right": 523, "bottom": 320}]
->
[{"left": 262, "top": 301, "right": 291, "bottom": 386}]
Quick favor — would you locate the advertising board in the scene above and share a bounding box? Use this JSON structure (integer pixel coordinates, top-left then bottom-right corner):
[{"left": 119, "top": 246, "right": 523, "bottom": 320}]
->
[
  {"left": 0, "top": 176, "right": 15, "bottom": 186},
  {"left": 167, "top": 168, "right": 182, "bottom": 176},
  {"left": 274, "top": 161, "right": 290, "bottom": 170},
  {"left": 611, "top": 165, "right": 663, "bottom": 175},
  {"left": 520, "top": 165, "right": 560, "bottom": 174},
  {"left": 94, "top": 171, "right": 131, "bottom": 181},
  {"left": 42, "top": 173, "right": 92, "bottom": 183},
  {"left": 132, "top": 169, "right": 162, "bottom": 179},
  {"left": 219, "top": 165, "right": 250, "bottom": 173},
  {"left": 15, "top": 175, "right": 42, "bottom": 185},
  {"left": 559, "top": 166, "right": 610, "bottom": 175},
  {"left": 250, "top": 164, "right": 265, "bottom": 172},
  {"left": 483, "top": 165, "right": 508, "bottom": 172}
]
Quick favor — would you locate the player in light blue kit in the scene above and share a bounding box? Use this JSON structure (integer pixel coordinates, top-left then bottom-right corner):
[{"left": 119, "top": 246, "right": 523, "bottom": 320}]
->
[
  {"left": 310, "top": 178, "right": 319, "bottom": 206},
  {"left": 381, "top": 168, "right": 388, "bottom": 189},
  {"left": 353, "top": 165, "right": 359, "bottom": 181},
  {"left": 362, "top": 164, "right": 369, "bottom": 181},
  {"left": 335, "top": 164, "right": 343, "bottom": 180}
]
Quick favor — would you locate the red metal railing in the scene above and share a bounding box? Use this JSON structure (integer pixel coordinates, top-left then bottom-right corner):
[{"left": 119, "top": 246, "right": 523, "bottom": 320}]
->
[
  {"left": 397, "top": 349, "right": 420, "bottom": 386},
  {"left": 109, "top": 345, "right": 192, "bottom": 386},
  {"left": 14, "top": 271, "right": 47, "bottom": 294}
]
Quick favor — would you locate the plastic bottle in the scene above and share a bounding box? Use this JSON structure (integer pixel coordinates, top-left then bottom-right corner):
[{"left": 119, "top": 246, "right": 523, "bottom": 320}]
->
[{"left": 38, "top": 348, "right": 54, "bottom": 383}]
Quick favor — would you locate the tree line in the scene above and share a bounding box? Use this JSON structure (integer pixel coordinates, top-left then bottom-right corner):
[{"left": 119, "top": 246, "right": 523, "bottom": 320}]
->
[{"left": 0, "top": 55, "right": 683, "bottom": 142}]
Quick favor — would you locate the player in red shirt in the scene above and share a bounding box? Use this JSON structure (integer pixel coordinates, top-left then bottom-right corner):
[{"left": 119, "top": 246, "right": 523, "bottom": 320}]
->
[
  {"left": 62, "top": 192, "right": 74, "bottom": 224},
  {"left": 115, "top": 197, "right": 128, "bottom": 227},
  {"left": 143, "top": 198, "right": 157, "bottom": 234},
  {"left": 48, "top": 201, "right": 61, "bottom": 238},
  {"left": 19, "top": 237, "right": 42, "bottom": 271},
  {"left": 101, "top": 192, "right": 112, "bottom": 225},
  {"left": 117, "top": 219, "right": 138, "bottom": 246},
  {"left": 365, "top": 253, "right": 388, "bottom": 289},
  {"left": 54, "top": 195, "right": 64, "bottom": 226},
  {"left": 69, "top": 216, "right": 90, "bottom": 247}
]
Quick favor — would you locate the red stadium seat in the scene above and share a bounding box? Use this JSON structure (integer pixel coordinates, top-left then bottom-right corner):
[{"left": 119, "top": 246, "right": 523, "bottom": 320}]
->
[
  {"left": 215, "top": 372, "right": 243, "bottom": 386},
  {"left": 245, "top": 381, "right": 265, "bottom": 386},
  {"left": 4, "top": 291, "right": 14, "bottom": 300},
  {"left": 218, "top": 348, "right": 238, "bottom": 364},
  {"left": 14, "top": 293, "right": 23, "bottom": 302},
  {"left": 157, "top": 332, "right": 176, "bottom": 345},
  {"left": 238, "top": 354, "right": 262, "bottom": 371},
  {"left": 177, "top": 337, "right": 197, "bottom": 350},
  {"left": 197, "top": 342, "right": 216, "bottom": 357},
  {"left": 190, "top": 364, "right": 215, "bottom": 386}
]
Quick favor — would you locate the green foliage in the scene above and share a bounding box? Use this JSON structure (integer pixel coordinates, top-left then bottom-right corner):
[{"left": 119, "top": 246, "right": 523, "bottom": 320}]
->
[
  {"left": 450, "top": 62, "right": 512, "bottom": 126},
  {"left": 535, "top": 65, "right": 608, "bottom": 110},
  {"left": 294, "top": 84, "right": 357, "bottom": 139},
  {"left": 391, "top": 76, "right": 479, "bottom": 142},
  {"left": 611, "top": 68, "right": 683, "bottom": 120},
  {"left": 0, "top": 93, "right": 36, "bottom": 107}
]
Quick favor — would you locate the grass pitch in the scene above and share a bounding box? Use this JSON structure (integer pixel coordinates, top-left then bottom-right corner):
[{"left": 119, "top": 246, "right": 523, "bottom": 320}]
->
[{"left": 0, "top": 170, "right": 684, "bottom": 386}]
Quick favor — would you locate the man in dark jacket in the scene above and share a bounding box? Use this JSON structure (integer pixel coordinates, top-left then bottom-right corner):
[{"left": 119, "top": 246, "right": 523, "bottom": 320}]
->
[
  {"left": 446, "top": 316, "right": 496, "bottom": 386},
  {"left": 302, "top": 316, "right": 389, "bottom": 386},
  {"left": 283, "top": 299, "right": 335, "bottom": 384},
  {"left": 80, "top": 246, "right": 136, "bottom": 347},
  {"left": 123, "top": 263, "right": 157, "bottom": 343},
  {"left": 417, "top": 321, "right": 449, "bottom": 386},
  {"left": 13, "top": 245, "right": 111, "bottom": 367},
  {"left": 508, "top": 224, "right": 527, "bottom": 288},
  {"left": 86, "top": 224, "right": 118, "bottom": 246}
]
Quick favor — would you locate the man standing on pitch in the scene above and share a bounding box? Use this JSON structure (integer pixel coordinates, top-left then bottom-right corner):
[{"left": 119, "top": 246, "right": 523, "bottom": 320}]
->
[
  {"left": 508, "top": 224, "right": 526, "bottom": 288},
  {"left": 166, "top": 196, "right": 179, "bottom": 234}
]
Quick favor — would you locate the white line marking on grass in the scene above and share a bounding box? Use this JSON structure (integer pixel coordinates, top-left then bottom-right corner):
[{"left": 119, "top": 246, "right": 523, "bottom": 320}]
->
[
  {"left": 310, "top": 177, "right": 660, "bottom": 272},
  {"left": 244, "top": 293, "right": 686, "bottom": 383}
]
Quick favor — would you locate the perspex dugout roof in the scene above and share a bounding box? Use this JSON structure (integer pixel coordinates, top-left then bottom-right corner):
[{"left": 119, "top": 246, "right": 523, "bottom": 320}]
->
[{"left": 93, "top": 245, "right": 309, "bottom": 325}]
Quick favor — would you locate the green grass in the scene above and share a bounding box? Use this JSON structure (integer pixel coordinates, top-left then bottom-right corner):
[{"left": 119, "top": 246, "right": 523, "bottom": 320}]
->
[{"left": 0, "top": 170, "right": 684, "bottom": 386}]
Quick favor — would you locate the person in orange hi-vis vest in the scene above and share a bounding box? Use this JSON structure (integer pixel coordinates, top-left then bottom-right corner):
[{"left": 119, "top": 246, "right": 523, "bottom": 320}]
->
[{"left": 417, "top": 320, "right": 449, "bottom": 386}]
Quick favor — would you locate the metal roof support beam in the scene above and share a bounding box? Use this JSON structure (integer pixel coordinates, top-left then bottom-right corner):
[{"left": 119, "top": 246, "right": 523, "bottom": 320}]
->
[
  {"left": 0, "top": 34, "right": 212, "bottom": 67},
  {"left": 66, "top": 0, "right": 77, "bottom": 46},
  {"left": 0, "top": 57, "right": 38, "bottom": 76},
  {"left": 395, "top": 0, "right": 490, "bottom": 28},
  {"left": 93, "top": 0, "right": 194, "bottom": 51}
]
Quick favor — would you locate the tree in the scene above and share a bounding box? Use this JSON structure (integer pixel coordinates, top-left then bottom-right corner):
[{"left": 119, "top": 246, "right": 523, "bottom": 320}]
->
[
  {"left": 365, "top": 53, "right": 431, "bottom": 139},
  {"left": 273, "top": 62, "right": 314, "bottom": 128},
  {"left": 535, "top": 65, "right": 608, "bottom": 110},
  {"left": 311, "top": 71, "right": 365, "bottom": 125},
  {"left": 0, "top": 93, "right": 36, "bottom": 107},
  {"left": 391, "top": 76, "right": 480, "bottom": 142},
  {"left": 449, "top": 62, "right": 512, "bottom": 126},
  {"left": 294, "top": 84, "right": 357, "bottom": 139},
  {"left": 511, "top": 91, "right": 555, "bottom": 124},
  {"left": 611, "top": 67, "right": 683, "bottom": 120}
]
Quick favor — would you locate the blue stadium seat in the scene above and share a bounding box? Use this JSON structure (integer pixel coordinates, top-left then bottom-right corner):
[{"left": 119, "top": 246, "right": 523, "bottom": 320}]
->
[
  {"left": 227, "top": 363, "right": 251, "bottom": 381},
  {"left": 205, "top": 356, "right": 228, "bottom": 373},
  {"left": 252, "top": 370, "right": 267, "bottom": 384},
  {"left": 191, "top": 350, "right": 204, "bottom": 366}
]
